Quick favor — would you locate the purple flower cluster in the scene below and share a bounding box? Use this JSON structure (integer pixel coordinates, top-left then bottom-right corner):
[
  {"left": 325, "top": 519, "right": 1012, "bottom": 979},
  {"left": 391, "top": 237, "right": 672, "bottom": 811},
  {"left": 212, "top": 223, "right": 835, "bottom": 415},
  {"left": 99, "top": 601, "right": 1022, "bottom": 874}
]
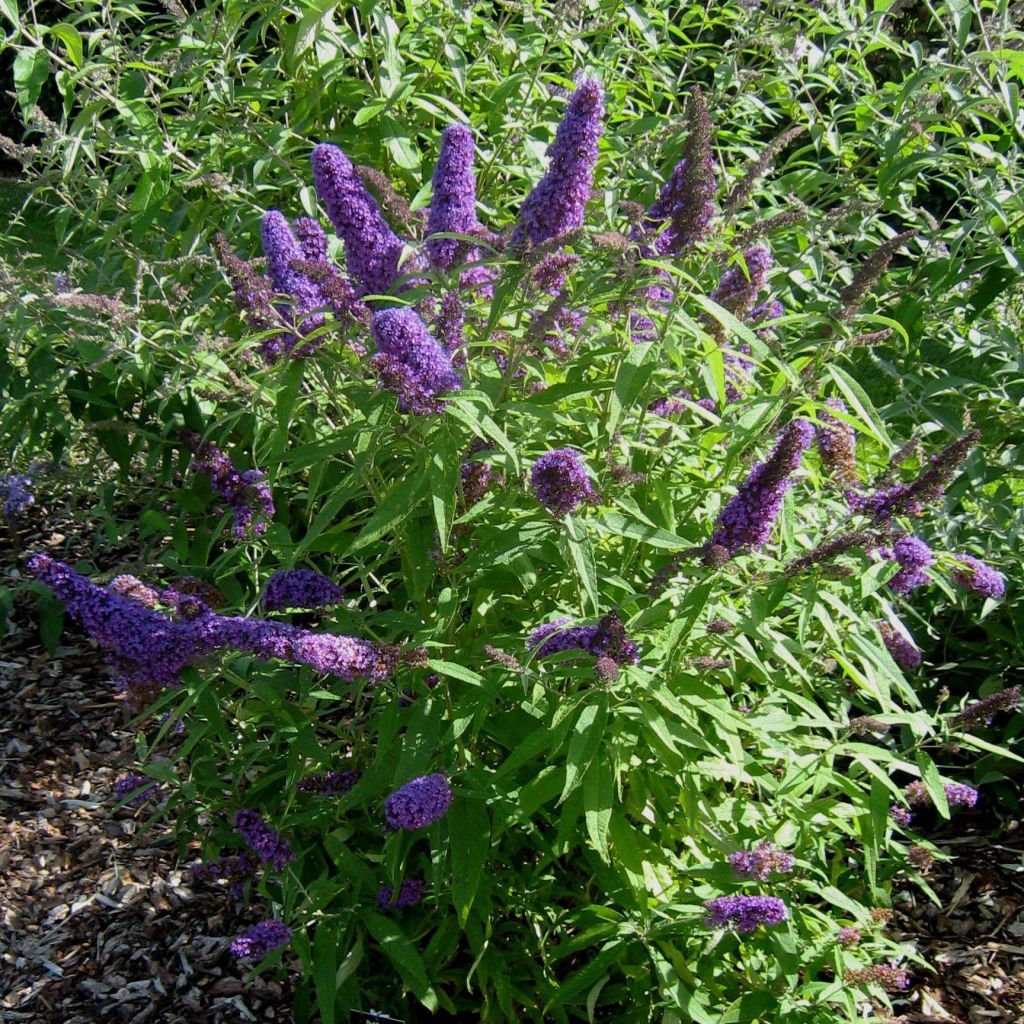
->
[
  {"left": 112, "top": 773, "right": 159, "bottom": 806},
  {"left": 643, "top": 85, "right": 716, "bottom": 255},
  {"left": 951, "top": 554, "right": 1005, "bottom": 598},
  {"left": 383, "top": 773, "right": 453, "bottom": 830},
  {"left": 816, "top": 398, "right": 858, "bottom": 484},
  {"left": 460, "top": 458, "right": 496, "bottom": 509},
  {"left": 837, "top": 926, "right": 861, "bottom": 948},
  {"left": 848, "top": 430, "right": 979, "bottom": 521},
  {"left": 311, "top": 143, "right": 406, "bottom": 298},
  {"left": 229, "top": 919, "right": 292, "bottom": 960},
  {"left": 261, "top": 569, "right": 343, "bottom": 612},
  {"left": 513, "top": 78, "right": 605, "bottom": 248},
  {"left": 234, "top": 809, "right": 296, "bottom": 870},
  {"left": 709, "top": 419, "right": 813, "bottom": 554},
  {"left": 432, "top": 291, "right": 466, "bottom": 366},
  {"left": 648, "top": 389, "right": 695, "bottom": 418},
  {"left": 531, "top": 448, "right": 599, "bottom": 517},
  {"left": 704, "top": 895, "right": 788, "bottom": 933},
  {"left": 892, "top": 779, "right": 979, "bottom": 826},
  {"left": 182, "top": 432, "right": 274, "bottom": 538},
  {"left": 370, "top": 307, "right": 462, "bottom": 415},
  {"left": 427, "top": 125, "right": 479, "bottom": 271},
  {"left": 29, "top": 557, "right": 398, "bottom": 690},
  {"left": 728, "top": 841, "right": 795, "bottom": 881},
  {"left": 710, "top": 244, "right": 772, "bottom": 318},
  {"left": 259, "top": 210, "right": 332, "bottom": 360},
  {"left": 28, "top": 554, "right": 205, "bottom": 690},
  {"left": 0, "top": 472, "right": 34, "bottom": 520},
  {"left": 951, "top": 686, "right": 1021, "bottom": 730},
  {"left": 190, "top": 850, "right": 258, "bottom": 895},
  {"left": 888, "top": 536, "right": 933, "bottom": 596},
  {"left": 878, "top": 620, "right": 921, "bottom": 670},
  {"left": 843, "top": 963, "right": 911, "bottom": 992},
  {"left": 297, "top": 769, "right": 360, "bottom": 796},
  {"left": 527, "top": 610, "right": 639, "bottom": 665},
  {"left": 377, "top": 878, "right": 425, "bottom": 910}
]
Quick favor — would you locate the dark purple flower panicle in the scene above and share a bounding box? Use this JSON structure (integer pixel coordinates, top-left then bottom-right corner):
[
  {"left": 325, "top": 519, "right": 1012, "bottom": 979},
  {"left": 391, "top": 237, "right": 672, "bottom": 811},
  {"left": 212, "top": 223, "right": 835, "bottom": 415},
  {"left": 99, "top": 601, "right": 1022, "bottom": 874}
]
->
[
  {"left": 643, "top": 85, "right": 716, "bottom": 255},
  {"left": 383, "top": 773, "right": 453, "bottom": 830},
  {"left": 816, "top": 398, "right": 858, "bottom": 484},
  {"left": 837, "top": 926, "right": 861, "bottom": 948},
  {"left": 229, "top": 919, "right": 292, "bottom": 960},
  {"left": 370, "top": 307, "right": 462, "bottom": 415},
  {"left": 432, "top": 292, "right": 466, "bottom": 366},
  {"left": 893, "top": 780, "right": 979, "bottom": 825},
  {"left": 527, "top": 611, "right": 639, "bottom": 665},
  {"left": 704, "top": 895, "right": 788, "bottom": 933},
  {"left": 181, "top": 431, "right": 275, "bottom": 538},
  {"left": 213, "top": 232, "right": 276, "bottom": 331},
  {"left": 297, "top": 769, "right": 360, "bottom": 796},
  {"left": 513, "top": 77, "right": 605, "bottom": 248},
  {"left": 261, "top": 569, "right": 343, "bottom": 612},
  {"left": 709, "top": 419, "right": 813, "bottom": 555},
  {"left": 710, "top": 244, "right": 772, "bottom": 318},
  {"left": 203, "top": 614, "right": 388, "bottom": 682},
  {"left": 293, "top": 216, "right": 329, "bottom": 261},
  {"left": 190, "top": 850, "right": 258, "bottom": 892},
  {"left": 311, "top": 143, "right": 406, "bottom": 297},
  {"left": 648, "top": 389, "right": 693, "bottom": 418},
  {"left": 460, "top": 458, "right": 495, "bottom": 509},
  {"left": 749, "top": 298, "right": 784, "bottom": 338},
  {"left": 849, "top": 429, "right": 980, "bottom": 521},
  {"left": 377, "top": 878, "right": 425, "bottom": 910},
  {"left": 113, "top": 773, "right": 159, "bottom": 806},
  {"left": 728, "top": 842, "right": 795, "bottom": 881},
  {"left": 531, "top": 447, "right": 599, "bottom": 517},
  {"left": 234, "top": 809, "right": 296, "bottom": 870},
  {"left": 27, "top": 554, "right": 205, "bottom": 689},
  {"left": 951, "top": 554, "right": 1005, "bottom": 598},
  {"left": 878, "top": 619, "right": 921, "bottom": 670},
  {"left": 951, "top": 686, "right": 1021, "bottom": 730},
  {"left": 888, "top": 536, "right": 933, "bottom": 596},
  {"left": 0, "top": 473, "right": 34, "bottom": 520},
  {"left": 843, "top": 963, "right": 911, "bottom": 992},
  {"left": 427, "top": 124, "right": 479, "bottom": 270},
  {"left": 260, "top": 209, "right": 331, "bottom": 356},
  {"left": 889, "top": 804, "right": 913, "bottom": 827}
]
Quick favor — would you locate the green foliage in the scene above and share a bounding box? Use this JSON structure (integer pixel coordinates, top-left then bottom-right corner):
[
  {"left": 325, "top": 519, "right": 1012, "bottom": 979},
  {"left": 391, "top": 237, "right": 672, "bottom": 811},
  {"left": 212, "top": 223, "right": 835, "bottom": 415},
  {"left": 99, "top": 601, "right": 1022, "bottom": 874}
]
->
[{"left": 2, "top": 0, "right": 1023, "bottom": 1021}]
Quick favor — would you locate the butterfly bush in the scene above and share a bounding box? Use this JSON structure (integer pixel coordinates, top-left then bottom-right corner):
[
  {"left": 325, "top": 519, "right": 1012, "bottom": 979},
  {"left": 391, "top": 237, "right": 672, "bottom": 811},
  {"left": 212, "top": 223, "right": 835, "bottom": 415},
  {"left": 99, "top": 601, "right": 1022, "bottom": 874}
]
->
[{"left": 28, "top": 69, "right": 1015, "bottom": 1020}]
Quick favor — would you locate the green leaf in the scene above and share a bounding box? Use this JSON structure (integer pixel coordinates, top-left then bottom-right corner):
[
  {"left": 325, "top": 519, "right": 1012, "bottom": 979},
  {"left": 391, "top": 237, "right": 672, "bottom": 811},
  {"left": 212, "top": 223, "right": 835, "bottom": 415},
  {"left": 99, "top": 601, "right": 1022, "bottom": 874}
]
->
[
  {"left": 583, "top": 761, "right": 613, "bottom": 861},
  {"left": 0, "top": 0, "right": 19, "bottom": 30},
  {"left": 594, "top": 511, "right": 688, "bottom": 550},
  {"left": 560, "top": 696, "right": 608, "bottom": 804},
  {"left": 915, "top": 751, "right": 950, "bottom": 819},
  {"left": 313, "top": 921, "right": 337, "bottom": 1024},
  {"left": 427, "top": 659, "right": 484, "bottom": 687},
  {"left": 449, "top": 797, "right": 490, "bottom": 926},
  {"left": 563, "top": 514, "right": 600, "bottom": 616},
  {"left": 825, "top": 365, "right": 893, "bottom": 448},
  {"left": 361, "top": 911, "right": 437, "bottom": 1009},
  {"left": 48, "top": 23, "right": 83, "bottom": 68},
  {"left": 13, "top": 48, "right": 49, "bottom": 115},
  {"left": 347, "top": 470, "right": 428, "bottom": 553}
]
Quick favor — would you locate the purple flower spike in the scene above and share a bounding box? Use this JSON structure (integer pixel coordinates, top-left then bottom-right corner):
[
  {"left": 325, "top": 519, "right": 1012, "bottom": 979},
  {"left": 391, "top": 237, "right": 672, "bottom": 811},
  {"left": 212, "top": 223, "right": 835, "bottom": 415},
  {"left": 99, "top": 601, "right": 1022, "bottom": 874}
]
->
[
  {"left": 951, "top": 554, "right": 1005, "bottom": 598},
  {"left": 384, "top": 773, "right": 453, "bottom": 830},
  {"left": 528, "top": 610, "right": 638, "bottom": 665},
  {"left": 710, "top": 244, "right": 772, "bottom": 318},
  {"left": 878, "top": 619, "right": 921, "bottom": 670},
  {"left": 370, "top": 307, "right": 462, "bottom": 415},
  {"left": 704, "top": 894, "right": 788, "bottom": 933},
  {"left": 311, "top": 143, "right": 406, "bottom": 297},
  {"left": 262, "top": 569, "right": 343, "bottom": 612},
  {"left": 709, "top": 419, "right": 813, "bottom": 555},
  {"left": 513, "top": 78, "right": 605, "bottom": 248},
  {"left": 260, "top": 210, "right": 329, "bottom": 347},
  {"left": 531, "top": 447, "right": 599, "bottom": 517},
  {"left": 888, "top": 536, "right": 933, "bottom": 596},
  {"left": 229, "top": 919, "right": 292, "bottom": 960},
  {"left": 377, "top": 878, "right": 426, "bottom": 910},
  {"left": 0, "top": 473, "right": 34, "bottom": 519},
  {"left": 643, "top": 85, "right": 716, "bottom": 255},
  {"left": 816, "top": 398, "right": 858, "bottom": 484},
  {"left": 234, "top": 809, "right": 296, "bottom": 870},
  {"left": 113, "top": 773, "right": 160, "bottom": 806},
  {"left": 427, "top": 124, "right": 479, "bottom": 270},
  {"left": 728, "top": 841, "right": 795, "bottom": 881}
]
